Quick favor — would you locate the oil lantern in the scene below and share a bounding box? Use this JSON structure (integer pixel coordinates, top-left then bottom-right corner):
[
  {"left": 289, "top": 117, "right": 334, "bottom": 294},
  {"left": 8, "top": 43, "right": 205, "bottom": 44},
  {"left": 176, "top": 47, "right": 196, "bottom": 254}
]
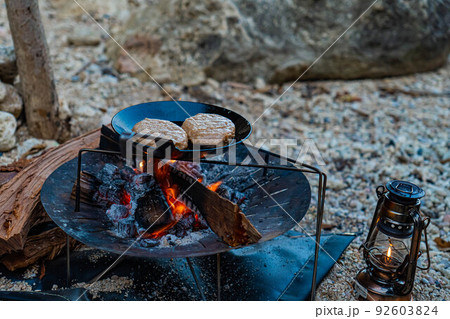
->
[{"left": 355, "top": 180, "right": 430, "bottom": 301}]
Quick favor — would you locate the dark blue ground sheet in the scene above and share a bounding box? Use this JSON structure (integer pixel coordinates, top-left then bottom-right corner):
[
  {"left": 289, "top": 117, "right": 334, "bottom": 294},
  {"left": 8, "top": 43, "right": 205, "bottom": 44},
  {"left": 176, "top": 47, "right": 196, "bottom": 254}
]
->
[{"left": 0, "top": 231, "right": 355, "bottom": 301}]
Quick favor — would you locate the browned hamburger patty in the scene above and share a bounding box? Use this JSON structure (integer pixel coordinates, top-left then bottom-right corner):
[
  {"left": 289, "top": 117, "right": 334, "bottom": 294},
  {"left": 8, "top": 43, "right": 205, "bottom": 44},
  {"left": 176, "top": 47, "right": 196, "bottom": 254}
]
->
[
  {"left": 182, "top": 113, "right": 235, "bottom": 146},
  {"left": 132, "top": 118, "right": 188, "bottom": 150}
]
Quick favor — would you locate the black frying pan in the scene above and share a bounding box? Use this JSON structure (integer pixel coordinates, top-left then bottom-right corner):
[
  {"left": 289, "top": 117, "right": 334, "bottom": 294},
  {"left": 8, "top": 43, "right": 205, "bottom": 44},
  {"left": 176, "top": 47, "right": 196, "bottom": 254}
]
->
[{"left": 111, "top": 101, "right": 252, "bottom": 159}]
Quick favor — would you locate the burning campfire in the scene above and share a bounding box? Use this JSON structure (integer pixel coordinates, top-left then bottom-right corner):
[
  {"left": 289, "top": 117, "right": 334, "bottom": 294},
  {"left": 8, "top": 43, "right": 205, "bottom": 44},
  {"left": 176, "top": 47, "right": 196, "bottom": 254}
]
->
[{"left": 72, "top": 158, "right": 261, "bottom": 247}]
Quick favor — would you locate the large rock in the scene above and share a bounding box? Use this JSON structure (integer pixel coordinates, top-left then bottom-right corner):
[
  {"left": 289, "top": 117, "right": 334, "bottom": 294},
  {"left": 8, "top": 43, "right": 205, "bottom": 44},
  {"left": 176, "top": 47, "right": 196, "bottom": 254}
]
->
[
  {"left": 107, "top": 0, "right": 450, "bottom": 84},
  {"left": 0, "top": 46, "right": 18, "bottom": 84},
  {"left": 50, "top": 0, "right": 130, "bottom": 20},
  {"left": 107, "top": 0, "right": 250, "bottom": 86},
  {"left": 0, "top": 111, "right": 17, "bottom": 152},
  {"left": 0, "top": 83, "right": 23, "bottom": 118}
]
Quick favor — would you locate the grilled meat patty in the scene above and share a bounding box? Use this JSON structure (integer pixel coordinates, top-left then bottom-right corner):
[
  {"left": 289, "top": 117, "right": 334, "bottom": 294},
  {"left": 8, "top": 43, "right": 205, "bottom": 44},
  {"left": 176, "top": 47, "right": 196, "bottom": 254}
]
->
[
  {"left": 132, "top": 118, "right": 188, "bottom": 150},
  {"left": 182, "top": 113, "right": 235, "bottom": 146}
]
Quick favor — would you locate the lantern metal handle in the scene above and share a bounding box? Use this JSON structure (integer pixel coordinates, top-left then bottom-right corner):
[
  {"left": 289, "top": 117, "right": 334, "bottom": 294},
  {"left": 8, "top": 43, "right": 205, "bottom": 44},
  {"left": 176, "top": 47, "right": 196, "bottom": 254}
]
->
[
  {"left": 376, "top": 185, "right": 386, "bottom": 199},
  {"left": 417, "top": 215, "right": 431, "bottom": 271},
  {"left": 395, "top": 209, "right": 427, "bottom": 295},
  {"left": 360, "top": 185, "right": 386, "bottom": 252}
]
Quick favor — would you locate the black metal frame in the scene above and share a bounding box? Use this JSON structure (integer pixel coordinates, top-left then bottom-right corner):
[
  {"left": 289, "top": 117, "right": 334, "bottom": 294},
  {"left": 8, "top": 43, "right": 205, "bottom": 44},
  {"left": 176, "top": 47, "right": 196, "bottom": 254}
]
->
[{"left": 68, "top": 145, "right": 327, "bottom": 301}]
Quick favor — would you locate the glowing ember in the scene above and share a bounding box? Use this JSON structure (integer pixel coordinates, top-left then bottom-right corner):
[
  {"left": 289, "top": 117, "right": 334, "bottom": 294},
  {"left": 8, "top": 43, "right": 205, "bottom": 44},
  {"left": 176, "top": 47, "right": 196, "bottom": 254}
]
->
[
  {"left": 387, "top": 244, "right": 392, "bottom": 261},
  {"left": 141, "top": 219, "right": 178, "bottom": 239},
  {"left": 120, "top": 191, "right": 131, "bottom": 207}
]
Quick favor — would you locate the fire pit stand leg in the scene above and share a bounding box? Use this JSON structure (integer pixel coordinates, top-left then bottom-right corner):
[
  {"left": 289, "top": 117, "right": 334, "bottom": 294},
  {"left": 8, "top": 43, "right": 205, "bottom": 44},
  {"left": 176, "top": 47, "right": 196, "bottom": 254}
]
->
[
  {"left": 66, "top": 234, "right": 71, "bottom": 287},
  {"left": 69, "top": 148, "right": 122, "bottom": 287},
  {"left": 310, "top": 172, "right": 327, "bottom": 301},
  {"left": 186, "top": 257, "right": 206, "bottom": 301},
  {"left": 200, "top": 152, "right": 327, "bottom": 300},
  {"left": 217, "top": 253, "right": 221, "bottom": 301}
]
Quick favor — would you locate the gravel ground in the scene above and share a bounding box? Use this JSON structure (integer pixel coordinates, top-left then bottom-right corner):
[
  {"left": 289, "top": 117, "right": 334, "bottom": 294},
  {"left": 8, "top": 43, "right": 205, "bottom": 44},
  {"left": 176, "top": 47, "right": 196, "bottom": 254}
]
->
[{"left": 0, "top": 0, "right": 448, "bottom": 300}]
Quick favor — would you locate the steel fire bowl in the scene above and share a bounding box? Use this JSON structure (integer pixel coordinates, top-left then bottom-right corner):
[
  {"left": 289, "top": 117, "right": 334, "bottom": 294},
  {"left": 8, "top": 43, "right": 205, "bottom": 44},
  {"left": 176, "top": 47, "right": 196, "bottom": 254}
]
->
[{"left": 41, "top": 148, "right": 311, "bottom": 259}]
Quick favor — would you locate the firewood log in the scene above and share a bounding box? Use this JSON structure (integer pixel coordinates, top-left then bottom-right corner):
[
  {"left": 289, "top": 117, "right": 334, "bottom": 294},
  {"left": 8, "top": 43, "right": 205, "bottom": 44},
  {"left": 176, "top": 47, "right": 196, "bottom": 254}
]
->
[
  {"left": 169, "top": 165, "right": 262, "bottom": 246},
  {"left": 1, "top": 225, "right": 78, "bottom": 271},
  {"left": 0, "top": 128, "right": 100, "bottom": 256}
]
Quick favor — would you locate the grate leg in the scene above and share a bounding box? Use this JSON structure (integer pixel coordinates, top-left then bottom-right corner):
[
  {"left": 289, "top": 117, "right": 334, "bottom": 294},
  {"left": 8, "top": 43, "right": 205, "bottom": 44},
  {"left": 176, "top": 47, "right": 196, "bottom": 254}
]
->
[
  {"left": 66, "top": 234, "right": 71, "bottom": 287},
  {"left": 217, "top": 253, "right": 221, "bottom": 301},
  {"left": 262, "top": 152, "right": 270, "bottom": 176},
  {"left": 310, "top": 173, "right": 326, "bottom": 300},
  {"left": 186, "top": 257, "right": 206, "bottom": 301}
]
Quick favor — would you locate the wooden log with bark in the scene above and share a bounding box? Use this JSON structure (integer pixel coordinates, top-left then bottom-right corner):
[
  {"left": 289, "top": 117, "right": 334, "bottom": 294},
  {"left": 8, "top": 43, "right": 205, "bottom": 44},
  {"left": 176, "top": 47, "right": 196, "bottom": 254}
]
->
[
  {"left": 5, "top": 0, "right": 70, "bottom": 141},
  {"left": 1, "top": 226, "right": 78, "bottom": 272},
  {"left": 0, "top": 128, "right": 100, "bottom": 259},
  {"left": 170, "top": 166, "right": 262, "bottom": 247}
]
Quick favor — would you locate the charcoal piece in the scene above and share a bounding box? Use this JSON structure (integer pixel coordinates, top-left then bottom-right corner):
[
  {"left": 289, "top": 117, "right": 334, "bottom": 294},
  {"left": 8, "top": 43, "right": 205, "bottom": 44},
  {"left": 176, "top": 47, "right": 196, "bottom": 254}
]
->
[
  {"left": 134, "top": 182, "right": 173, "bottom": 232},
  {"left": 94, "top": 180, "right": 125, "bottom": 207},
  {"left": 172, "top": 214, "right": 195, "bottom": 237},
  {"left": 135, "top": 196, "right": 172, "bottom": 232},
  {"left": 217, "top": 184, "right": 246, "bottom": 204},
  {"left": 106, "top": 204, "right": 129, "bottom": 222},
  {"left": 120, "top": 166, "right": 137, "bottom": 182},
  {"left": 96, "top": 163, "right": 121, "bottom": 183},
  {"left": 116, "top": 217, "right": 137, "bottom": 238},
  {"left": 172, "top": 212, "right": 208, "bottom": 238},
  {"left": 130, "top": 173, "right": 155, "bottom": 194}
]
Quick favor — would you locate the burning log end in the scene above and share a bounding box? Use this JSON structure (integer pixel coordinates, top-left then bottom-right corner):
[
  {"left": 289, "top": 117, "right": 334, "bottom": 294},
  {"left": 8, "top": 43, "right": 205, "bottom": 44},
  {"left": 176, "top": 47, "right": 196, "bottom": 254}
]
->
[{"left": 169, "top": 166, "right": 262, "bottom": 247}]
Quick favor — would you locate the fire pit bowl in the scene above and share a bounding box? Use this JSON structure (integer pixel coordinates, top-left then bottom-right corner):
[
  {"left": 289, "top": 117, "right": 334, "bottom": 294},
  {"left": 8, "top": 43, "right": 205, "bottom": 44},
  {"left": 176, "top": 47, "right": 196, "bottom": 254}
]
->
[
  {"left": 111, "top": 101, "right": 252, "bottom": 155},
  {"left": 40, "top": 146, "right": 311, "bottom": 259}
]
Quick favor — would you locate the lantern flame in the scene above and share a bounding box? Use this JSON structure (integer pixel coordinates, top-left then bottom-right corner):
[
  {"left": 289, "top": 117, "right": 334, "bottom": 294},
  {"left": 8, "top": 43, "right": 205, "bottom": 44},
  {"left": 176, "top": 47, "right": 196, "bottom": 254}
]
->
[{"left": 386, "top": 244, "right": 392, "bottom": 262}]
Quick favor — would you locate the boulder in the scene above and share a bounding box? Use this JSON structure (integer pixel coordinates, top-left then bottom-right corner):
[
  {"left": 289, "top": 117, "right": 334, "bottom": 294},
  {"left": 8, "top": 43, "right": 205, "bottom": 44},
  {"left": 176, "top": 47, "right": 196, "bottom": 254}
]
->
[
  {"left": 107, "top": 0, "right": 249, "bottom": 86},
  {"left": 107, "top": 0, "right": 450, "bottom": 84},
  {"left": 0, "top": 83, "right": 23, "bottom": 118},
  {"left": 0, "top": 111, "right": 17, "bottom": 152},
  {"left": 0, "top": 46, "right": 18, "bottom": 84},
  {"left": 50, "top": 0, "right": 130, "bottom": 21}
]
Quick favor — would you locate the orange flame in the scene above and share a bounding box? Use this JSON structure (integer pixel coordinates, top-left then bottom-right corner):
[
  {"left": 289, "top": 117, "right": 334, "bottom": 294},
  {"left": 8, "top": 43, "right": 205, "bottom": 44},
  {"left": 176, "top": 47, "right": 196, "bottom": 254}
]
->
[
  {"left": 386, "top": 244, "right": 392, "bottom": 262},
  {"left": 151, "top": 159, "right": 193, "bottom": 238},
  {"left": 141, "top": 159, "right": 220, "bottom": 239},
  {"left": 139, "top": 160, "right": 145, "bottom": 172},
  {"left": 141, "top": 219, "right": 178, "bottom": 239},
  {"left": 207, "top": 181, "right": 222, "bottom": 192}
]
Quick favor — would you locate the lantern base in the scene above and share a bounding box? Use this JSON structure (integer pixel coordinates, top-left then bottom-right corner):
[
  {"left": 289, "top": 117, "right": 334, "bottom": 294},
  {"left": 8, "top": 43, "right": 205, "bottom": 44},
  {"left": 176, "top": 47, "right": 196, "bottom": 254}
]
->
[{"left": 355, "top": 269, "right": 412, "bottom": 301}]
